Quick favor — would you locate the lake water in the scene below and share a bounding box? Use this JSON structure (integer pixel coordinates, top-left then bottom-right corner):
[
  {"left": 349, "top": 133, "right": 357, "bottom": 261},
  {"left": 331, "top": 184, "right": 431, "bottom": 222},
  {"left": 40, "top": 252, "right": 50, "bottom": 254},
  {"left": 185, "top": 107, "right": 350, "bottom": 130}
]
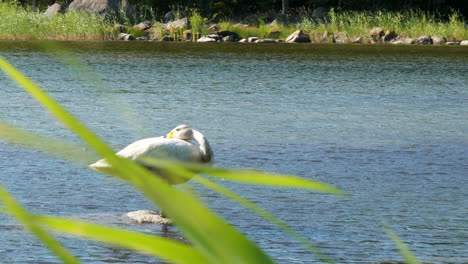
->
[{"left": 0, "top": 41, "right": 467, "bottom": 263}]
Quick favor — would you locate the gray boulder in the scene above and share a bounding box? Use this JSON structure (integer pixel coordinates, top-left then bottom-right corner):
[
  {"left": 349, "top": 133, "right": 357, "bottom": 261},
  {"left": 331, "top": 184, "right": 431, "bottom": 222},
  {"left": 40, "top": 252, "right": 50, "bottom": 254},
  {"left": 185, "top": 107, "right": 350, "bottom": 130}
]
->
[
  {"left": 221, "top": 35, "right": 234, "bottom": 42},
  {"left": 382, "top": 30, "right": 397, "bottom": 42},
  {"left": 431, "top": 36, "right": 446, "bottom": 45},
  {"left": 164, "top": 18, "right": 189, "bottom": 31},
  {"left": 460, "top": 40, "right": 468, "bottom": 45},
  {"left": 197, "top": 36, "right": 217, "bottom": 42},
  {"left": 320, "top": 30, "right": 334, "bottom": 43},
  {"left": 161, "top": 36, "right": 174, "bottom": 41},
  {"left": 133, "top": 21, "right": 151, "bottom": 31},
  {"left": 164, "top": 10, "right": 185, "bottom": 23},
  {"left": 113, "top": 24, "right": 126, "bottom": 32},
  {"left": 118, "top": 33, "right": 135, "bottom": 40},
  {"left": 352, "top": 36, "right": 362, "bottom": 43},
  {"left": 44, "top": 3, "right": 64, "bottom": 17},
  {"left": 334, "top": 32, "right": 349, "bottom": 44},
  {"left": 369, "top": 27, "right": 384, "bottom": 43},
  {"left": 285, "top": 30, "right": 310, "bottom": 43},
  {"left": 445, "top": 41, "right": 460, "bottom": 45},
  {"left": 218, "top": 30, "right": 240, "bottom": 41},
  {"left": 256, "top": 39, "right": 277, "bottom": 43},
  {"left": 247, "top": 37, "right": 259, "bottom": 43},
  {"left": 391, "top": 35, "right": 414, "bottom": 44},
  {"left": 68, "top": 0, "right": 135, "bottom": 17},
  {"left": 416, "top": 36, "right": 432, "bottom": 44}
]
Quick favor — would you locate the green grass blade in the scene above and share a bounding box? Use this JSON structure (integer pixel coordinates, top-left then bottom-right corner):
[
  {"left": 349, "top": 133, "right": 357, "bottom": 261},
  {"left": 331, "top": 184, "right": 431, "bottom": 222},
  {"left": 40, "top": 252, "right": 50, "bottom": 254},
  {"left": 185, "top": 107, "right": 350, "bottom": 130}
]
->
[
  {"left": 0, "top": 186, "right": 80, "bottom": 264},
  {"left": 203, "top": 168, "right": 347, "bottom": 195},
  {"left": 193, "top": 175, "right": 336, "bottom": 263},
  {"left": 0, "top": 55, "right": 275, "bottom": 264},
  {"left": 383, "top": 225, "right": 420, "bottom": 264},
  {"left": 0, "top": 120, "right": 96, "bottom": 164},
  {"left": 36, "top": 215, "right": 210, "bottom": 264},
  {"left": 0, "top": 55, "right": 115, "bottom": 159},
  {"left": 139, "top": 158, "right": 347, "bottom": 196}
]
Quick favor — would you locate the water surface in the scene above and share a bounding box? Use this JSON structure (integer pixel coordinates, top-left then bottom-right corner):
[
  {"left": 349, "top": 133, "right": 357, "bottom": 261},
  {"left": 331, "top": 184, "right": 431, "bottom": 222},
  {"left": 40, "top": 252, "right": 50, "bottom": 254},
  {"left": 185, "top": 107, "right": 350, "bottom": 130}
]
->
[{"left": 0, "top": 41, "right": 467, "bottom": 263}]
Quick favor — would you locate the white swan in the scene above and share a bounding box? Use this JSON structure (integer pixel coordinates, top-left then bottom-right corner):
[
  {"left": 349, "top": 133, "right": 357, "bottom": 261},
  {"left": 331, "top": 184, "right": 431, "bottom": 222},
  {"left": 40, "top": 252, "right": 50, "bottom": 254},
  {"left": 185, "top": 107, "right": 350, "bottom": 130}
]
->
[{"left": 90, "top": 125, "right": 213, "bottom": 184}]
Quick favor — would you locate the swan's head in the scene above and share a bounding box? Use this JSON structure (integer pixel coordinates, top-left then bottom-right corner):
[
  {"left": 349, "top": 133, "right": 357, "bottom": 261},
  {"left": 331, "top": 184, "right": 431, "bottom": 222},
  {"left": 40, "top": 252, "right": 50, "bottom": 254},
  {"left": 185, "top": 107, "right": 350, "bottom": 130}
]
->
[{"left": 166, "top": 125, "right": 193, "bottom": 140}]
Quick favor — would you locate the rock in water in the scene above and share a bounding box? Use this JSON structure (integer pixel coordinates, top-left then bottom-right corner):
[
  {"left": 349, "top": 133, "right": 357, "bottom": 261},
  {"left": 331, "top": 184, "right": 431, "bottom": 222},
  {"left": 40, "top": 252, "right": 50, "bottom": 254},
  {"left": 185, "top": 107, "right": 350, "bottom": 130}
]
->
[{"left": 126, "top": 210, "right": 172, "bottom": 225}]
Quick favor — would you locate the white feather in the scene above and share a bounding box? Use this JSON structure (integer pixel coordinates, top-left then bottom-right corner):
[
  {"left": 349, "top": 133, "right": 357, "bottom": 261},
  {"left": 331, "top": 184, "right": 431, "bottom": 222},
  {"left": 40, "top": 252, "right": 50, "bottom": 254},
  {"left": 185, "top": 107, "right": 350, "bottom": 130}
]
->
[{"left": 89, "top": 125, "right": 213, "bottom": 184}]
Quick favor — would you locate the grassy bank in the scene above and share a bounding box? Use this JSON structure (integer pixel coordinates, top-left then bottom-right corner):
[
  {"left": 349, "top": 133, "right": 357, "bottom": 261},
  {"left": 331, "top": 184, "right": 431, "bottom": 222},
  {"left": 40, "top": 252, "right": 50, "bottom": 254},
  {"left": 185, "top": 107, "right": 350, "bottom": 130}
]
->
[
  {"left": 0, "top": 1, "right": 111, "bottom": 40},
  {"left": 299, "top": 9, "right": 468, "bottom": 42},
  {"left": 0, "top": 1, "right": 467, "bottom": 42}
]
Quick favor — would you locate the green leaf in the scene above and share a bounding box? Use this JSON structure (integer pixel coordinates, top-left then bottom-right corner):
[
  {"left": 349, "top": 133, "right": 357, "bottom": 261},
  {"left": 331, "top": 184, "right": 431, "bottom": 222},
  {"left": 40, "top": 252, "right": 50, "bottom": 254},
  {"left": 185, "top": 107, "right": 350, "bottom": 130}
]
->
[
  {"left": 193, "top": 175, "right": 336, "bottom": 263},
  {"left": 36, "top": 215, "right": 210, "bottom": 264},
  {"left": 137, "top": 158, "right": 347, "bottom": 196},
  {"left": 0, "top": 186, "right": 80, "bottom": 264},
  {"left": 383, "top": 225, "right": 420, "bottom": 264},
  {"left": 0, "top": 120, "right": 95, "bottom": 164}
]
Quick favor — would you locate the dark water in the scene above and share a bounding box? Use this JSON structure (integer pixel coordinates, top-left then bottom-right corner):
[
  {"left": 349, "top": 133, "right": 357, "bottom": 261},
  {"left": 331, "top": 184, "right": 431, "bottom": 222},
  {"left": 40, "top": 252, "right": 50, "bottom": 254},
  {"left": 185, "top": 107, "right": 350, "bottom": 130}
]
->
[{"left": 0, "top": 41, "right": 467, "bottom": 263}]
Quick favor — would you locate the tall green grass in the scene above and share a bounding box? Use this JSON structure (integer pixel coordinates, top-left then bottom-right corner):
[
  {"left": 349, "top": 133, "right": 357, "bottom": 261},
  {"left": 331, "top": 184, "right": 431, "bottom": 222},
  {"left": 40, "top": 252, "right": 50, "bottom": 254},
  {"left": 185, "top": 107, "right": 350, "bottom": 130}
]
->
[
  {"left": 218, "top": 21, "right": 296, "bottom": 39},
  {"left": 300, "top": 9, "right": 468, "bottom": 42},
  {"left": 0, "top": 1, "right": 112, "bottom": 40},
  {"left": 1, "top": 0, "right": 466, "bottom": 41}
]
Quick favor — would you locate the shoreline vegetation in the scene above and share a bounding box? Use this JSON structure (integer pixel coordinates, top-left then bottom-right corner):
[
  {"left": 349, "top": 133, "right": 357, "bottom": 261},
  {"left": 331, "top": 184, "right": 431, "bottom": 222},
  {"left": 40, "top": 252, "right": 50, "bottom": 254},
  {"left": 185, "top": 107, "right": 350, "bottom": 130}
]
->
[{"left": 0, "top": 1, "right": 467, "bottom": 45}]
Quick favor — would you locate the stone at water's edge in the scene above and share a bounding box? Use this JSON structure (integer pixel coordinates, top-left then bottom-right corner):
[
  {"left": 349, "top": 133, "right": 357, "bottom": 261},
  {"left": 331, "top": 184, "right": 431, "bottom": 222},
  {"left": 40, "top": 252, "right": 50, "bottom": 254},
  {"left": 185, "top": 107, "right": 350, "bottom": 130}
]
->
[
  {"left": 256, "top": 39, "right": 278, "bottom": 43},
  {"left": 392, "top": 36, "right": 414, "bottom": 45},
  {"left": 382, "top": 30, "right": 397, "bottom": 42},
  {"left": 416, "top": 35, "right": 432, "bottom": 44},
  {"left": 126, "top": 210, "right": 172, "bottom": 225},
  {"left": 333, "top": 32, "right": 349, "bottom": 44},
  {"left": 118, "top": 33, "right": 135, "bottom": 41},
  {"left": 285, "top": 30, "right": 310, "bottom": 43},
  {"left": 432, "top": 36, "right": 446, "bottom": 45},
  {"left": 197, "top": 36, "right": 217, "bottom": 42},
  {"left": 369, "top": 27, "right": 384, "bottom": 43},
  {"left": 248, "top": 37, "right": 259, "bottom": 43},
  {"left": 133, "top": 21, "right": 151, "bottom": 31},
  {"left": 461, "top": 40, "right": 468, "bottom": 45}
]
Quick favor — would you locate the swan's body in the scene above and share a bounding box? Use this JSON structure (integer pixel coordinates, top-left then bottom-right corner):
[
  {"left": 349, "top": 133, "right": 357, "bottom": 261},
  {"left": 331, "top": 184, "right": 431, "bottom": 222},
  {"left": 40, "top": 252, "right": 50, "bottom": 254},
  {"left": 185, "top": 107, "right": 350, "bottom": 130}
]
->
[{"left": 90, "top": 125, "right": 213, "bottom": 184}]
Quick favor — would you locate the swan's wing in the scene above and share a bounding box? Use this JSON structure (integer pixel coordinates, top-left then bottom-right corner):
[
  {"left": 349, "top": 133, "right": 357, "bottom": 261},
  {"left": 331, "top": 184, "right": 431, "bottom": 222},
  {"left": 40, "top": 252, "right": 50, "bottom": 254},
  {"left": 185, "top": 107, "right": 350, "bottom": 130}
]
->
[
  {"left": 90, "top": 137, "right": 201, "bottom": 169},
  {"left": 115, "top": 136, "right": 166, "bottom": 160},
  {"left": 143, "top": 139, "right": 202, "bottom": 163}
]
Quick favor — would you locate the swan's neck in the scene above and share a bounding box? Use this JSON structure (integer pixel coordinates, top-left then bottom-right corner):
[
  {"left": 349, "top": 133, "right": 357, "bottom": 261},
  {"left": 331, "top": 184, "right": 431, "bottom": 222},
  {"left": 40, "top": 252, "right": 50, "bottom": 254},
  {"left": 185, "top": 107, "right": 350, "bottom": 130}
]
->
[{"left": 192, "top": 130, "right": 213, "bottom": 163}]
